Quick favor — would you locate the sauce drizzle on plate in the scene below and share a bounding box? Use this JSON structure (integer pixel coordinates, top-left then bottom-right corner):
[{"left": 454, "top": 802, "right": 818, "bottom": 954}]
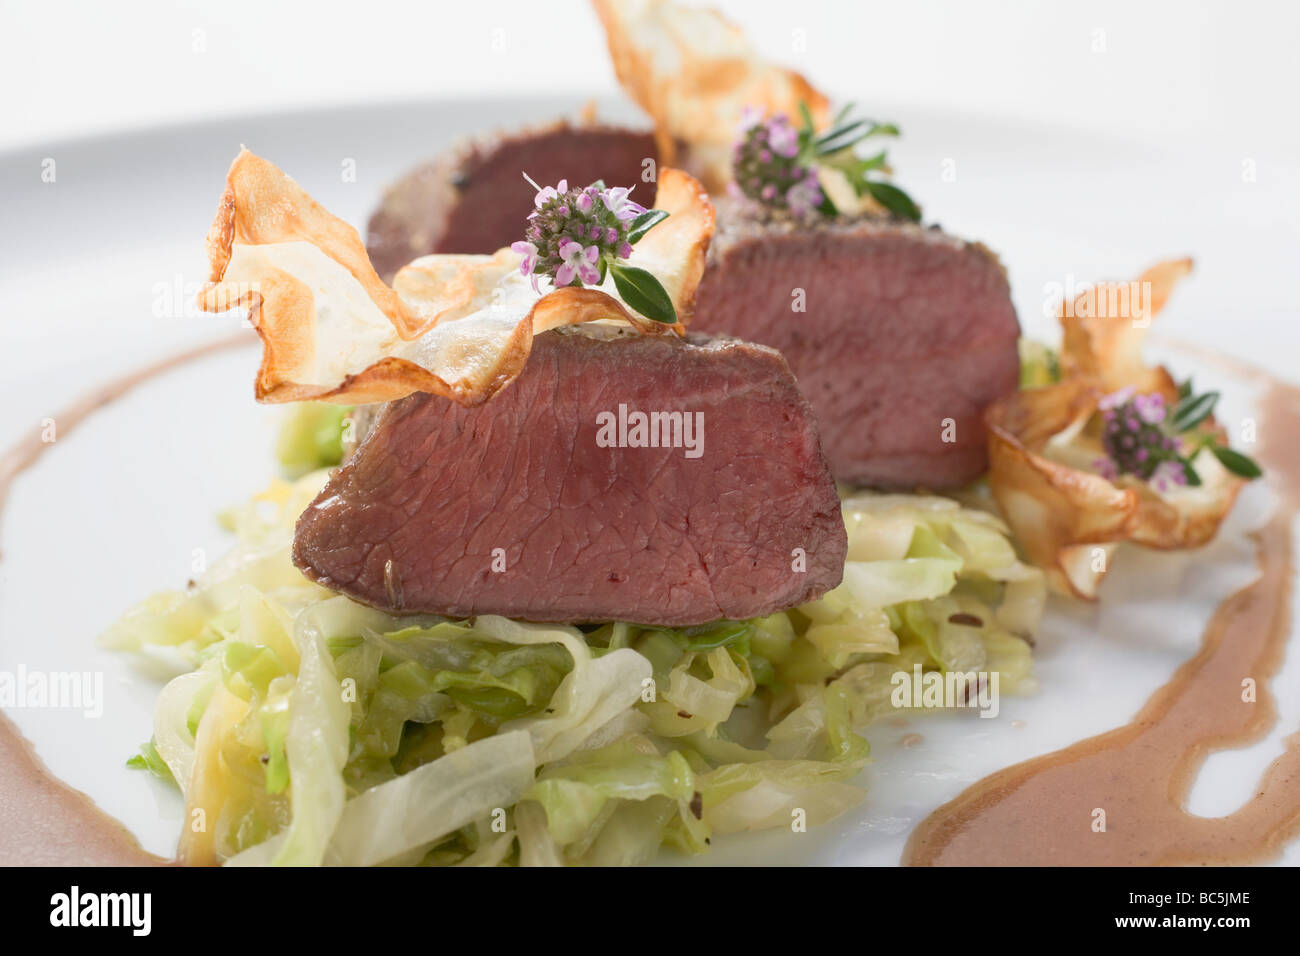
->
[{"left": 0, "top": 334, "right": 253, "bottom": 865}]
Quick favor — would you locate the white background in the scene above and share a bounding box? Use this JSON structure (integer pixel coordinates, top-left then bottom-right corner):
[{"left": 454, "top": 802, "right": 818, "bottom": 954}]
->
[{"left": 3, "top": 0, "right": 1299, "bottom": 153}]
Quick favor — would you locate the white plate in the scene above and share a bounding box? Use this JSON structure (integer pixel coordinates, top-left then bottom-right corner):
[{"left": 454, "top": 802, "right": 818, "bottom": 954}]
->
[{"left": 2, "top": 98, "right": 1297, "bottom": 865}]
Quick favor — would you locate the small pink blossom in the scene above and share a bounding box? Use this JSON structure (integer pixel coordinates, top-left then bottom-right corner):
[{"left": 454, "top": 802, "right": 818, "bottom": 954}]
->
[
  {"left": 767, "top": 118, "right": 800, "bottom": 159},
  {"left": 510, "top": 240, "right": 540, "bottom": 290},
  {"left": 738, "top": 106, "right": 764, "bottom": 132},
  {"left": 1133, "top": 392, "right": 1166, "bottom": 424},
  {"left": 1150, "top": 459, "right": 1188, "bottom": 493},
  {"left": 602, "top": 186, "right": 645, "bottom": 222},
  {"left": 1098, "top": 386, "right": 1137, "bottom": 411},
  {"left": 786, "top": 176, "right": 824, "bottom": 216},
  {"left": 556, "top": 240, "right": 601, "bottom": 286},
  {"left": 532, "top": 178, "right": 567, "bottom": 209}
]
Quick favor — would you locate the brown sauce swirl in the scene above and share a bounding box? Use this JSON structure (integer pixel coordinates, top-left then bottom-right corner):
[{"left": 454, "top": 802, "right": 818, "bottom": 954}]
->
[{"left": 0, "top": 334, "right": 253, "bottom": 865}]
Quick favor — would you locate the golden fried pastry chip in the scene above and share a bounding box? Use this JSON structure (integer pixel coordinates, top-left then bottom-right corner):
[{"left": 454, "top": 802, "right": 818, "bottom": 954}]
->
[
  {"left": 593, "top": 0, "right": 830, "bottom": 191},
  {"left": 198, "top": 150, "right": 714, "bottom": 405},
  {"left": 987, "top": 260, "right": 1245, "bottom": 597}
]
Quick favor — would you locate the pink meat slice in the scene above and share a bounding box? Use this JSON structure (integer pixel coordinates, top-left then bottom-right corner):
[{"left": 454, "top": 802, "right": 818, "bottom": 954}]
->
[
  {"left": 692, "top": 203, "right": 1021, "bottom": 489},
  {"left": 292, "top": 327, "right": 847, "bottom": 626}
]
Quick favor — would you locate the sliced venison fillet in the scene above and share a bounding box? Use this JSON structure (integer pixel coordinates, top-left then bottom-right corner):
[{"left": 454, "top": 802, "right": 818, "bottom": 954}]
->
[
  {"left": 293, "top": 327, "right": 847, "bottom": 626},
  {"left": 691, "top": 200, "right": 1021, "bottom": 489},
  {"left": 367, "top": 121, "right": 659, "bottom": 281}
]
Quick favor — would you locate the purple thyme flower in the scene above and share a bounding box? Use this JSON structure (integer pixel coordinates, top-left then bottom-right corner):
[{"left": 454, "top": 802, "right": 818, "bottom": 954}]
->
[
  {"left": 786, "top": 176, "right": 825, "bottom": 217},
  {"left": 767, "top": 116, "right": 800, "bottom": 158},
  {"left": 515, "top": 173, "right": 669, "bottom": 291},
  {"left": 533, "top": 178, "right": 566, "bottom": 209},
  {"left": 1098, "top": 386, "right": 1136, "bottom": 411},
  {"left": 510, "top": 240, "right": 540, "bottom": 291},
  {"left": 1149, "top": 459, "right": 1188, "bottom": 493},
  {"left": 556, "top": 241, "right": 601, "bottom": 286},
  {"left": 1099, "top": 389, "right": 1183, "bottom": 483},
  {"left": 738, "top": 105, "right": 764, "bottom": 132},
  {"left": 602, "top": 185, "right": 645, "bottom": 222},
  {"left": 732, "top": 111, "right": 819, "bottom": 216},
  {"left": 732, "top": 101, "right": 920, "bottom": 224},
  {"left": 1133, "top": 391, "right": 1166, "bottom": 424},
  {"left": 1093, "top": 456, "right": 1119, "bottom": 482}
]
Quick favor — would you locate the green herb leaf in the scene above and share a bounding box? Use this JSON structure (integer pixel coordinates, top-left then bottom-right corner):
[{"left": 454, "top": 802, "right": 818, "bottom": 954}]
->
[
  {"left": 815, "top": 121, "right": 897, "bottom": 156},
  {"left": 819, "top": 149, "right": 890, "bottom": 186},
  {"left": 814, "top": 120, "right": 870, "bottom": 152},
  {"left": 851, "top": 150, "right": 890, "bottom": 174},
  {"left": 1180, "top": 459, "right": 1204, "bottom": 487},
  {"left": 864, "top": 180, "right": 922, "bottom": 222},
  {"left": 610, "top": 263, "right": 677, "bottom": 324},
  {"left": 1178, "top": 377, "right": 1194, "bottom": 400},
  {"left": 1211, "top": 445, "right": 1263, "bottom": 479},
  {"left": 797, "top": 100, "right": 817, "bottom": 135},
  {"left": 627, "top": 209, "right": 670, "bottom": 245},
  {"left": 1169, "top": 390, "right": 1219, "bottom": 431}
]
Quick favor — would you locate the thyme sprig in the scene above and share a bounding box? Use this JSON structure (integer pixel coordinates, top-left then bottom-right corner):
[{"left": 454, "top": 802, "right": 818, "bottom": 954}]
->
[
  {"left": 512, "top": 175, "right": 677, "bottom": 323},
  {"left": 1098, "top": 380, "right": 1261, "bottom": 490},
  {"left": 733, "top": 102, "right": 921, "bottom": 222}
]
